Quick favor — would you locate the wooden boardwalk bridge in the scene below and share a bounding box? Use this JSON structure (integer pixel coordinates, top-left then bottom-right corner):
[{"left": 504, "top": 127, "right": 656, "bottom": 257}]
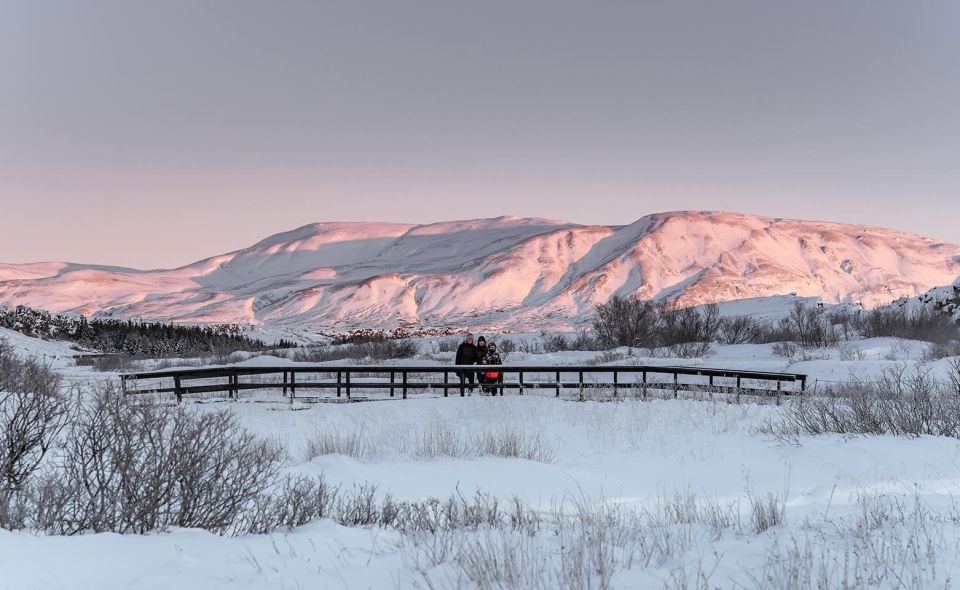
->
[{"left": 120, "top": 364, "right": 807, "bottom": 402}]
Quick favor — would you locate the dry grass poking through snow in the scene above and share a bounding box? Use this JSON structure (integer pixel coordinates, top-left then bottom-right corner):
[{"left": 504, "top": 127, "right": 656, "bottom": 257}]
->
[
  {"left": 399, "top": 490, "right": 960, "bottom": 590},
  {"left": 305, "top": 420, "right": 556, "bottom": 463}
]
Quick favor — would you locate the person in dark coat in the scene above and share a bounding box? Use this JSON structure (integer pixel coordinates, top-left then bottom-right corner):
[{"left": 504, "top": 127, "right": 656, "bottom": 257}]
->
[
  {"left": 455, "top": 334, "right": 479, "bottom": 394},
  {"left": 480, "top": 342, "right": 503, "bottom": 395},
  {"left": 474, "top": 336, "right": 488, "bottom": 387}
]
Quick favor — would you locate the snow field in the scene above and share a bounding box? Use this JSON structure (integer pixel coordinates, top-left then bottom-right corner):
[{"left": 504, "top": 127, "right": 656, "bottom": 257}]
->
[{"left": 5, "top": 332, "right": 960, "bottom": 588}]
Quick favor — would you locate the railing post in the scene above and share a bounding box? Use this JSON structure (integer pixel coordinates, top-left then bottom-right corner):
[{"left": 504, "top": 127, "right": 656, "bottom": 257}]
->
[
  {"left": 337, "top": 371, "right": 342, "bottom": 397},
  {"left": 390, "top": 371, "right": 395, "bottom": 398},
  {"left": 519, "top": 370, "right": 524, "bottom": 395},
  {"left": 443, "top": 371, "right": 448, "bottom": 398},
  {"left": 642, "top": 370, "right": 647, "bottom": 400},
  {"left": 613, "top": 370, "right": 618, "bottom": 397},
  {"left": 290, "top": 371, "right": 296, "bottom": 401},
  {"left": 800, "top": 376, "right": 806, "bottom": 394},
  {"left": 174, "top": 376, "right": 183, "bottom": 403},
  {"left": 776, "top": 380, "right": 782, "bottom": 405},
  {"left": 555, "top": 371, "right": 560, "bottom": 397},
  {"left": 345, "top": 370, "right": 351, "bottom": 398},
  {"left": 402, "top": 371, "right": 407, "bottom": 400},
  {"left": 673, "top": 372, "right": 679, "bottom": 398}
]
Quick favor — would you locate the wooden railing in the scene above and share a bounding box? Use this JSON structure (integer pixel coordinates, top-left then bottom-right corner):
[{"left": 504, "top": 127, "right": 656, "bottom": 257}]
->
[{"left": 120, "top": 364, "right": 807, "bottom": 402}]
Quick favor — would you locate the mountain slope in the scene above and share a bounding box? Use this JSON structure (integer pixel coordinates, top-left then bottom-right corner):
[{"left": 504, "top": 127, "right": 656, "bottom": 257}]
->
[{"left": 2, "top": 212, "right": 958, "bottom": 330}]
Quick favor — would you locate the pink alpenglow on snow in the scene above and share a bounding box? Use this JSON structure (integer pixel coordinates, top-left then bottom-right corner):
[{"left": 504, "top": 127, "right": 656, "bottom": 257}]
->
[{"left": 1, "top": 212, "right": 958, "bottom": 330}]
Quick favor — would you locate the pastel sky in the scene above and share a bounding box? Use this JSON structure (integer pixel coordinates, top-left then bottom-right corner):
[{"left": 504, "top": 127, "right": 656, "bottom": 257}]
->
[{"left": 2, "top": 0, "right": 959, "bottom": 269}]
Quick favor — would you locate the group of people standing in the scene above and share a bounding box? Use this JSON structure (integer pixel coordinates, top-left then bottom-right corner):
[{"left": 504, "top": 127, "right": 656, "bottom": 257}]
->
[{"left": 454, "top": 333, "right": 503, "bottom": 395}]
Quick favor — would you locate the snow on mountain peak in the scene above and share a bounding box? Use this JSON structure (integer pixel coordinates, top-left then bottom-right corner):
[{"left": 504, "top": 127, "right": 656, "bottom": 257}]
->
[{"left": 1, "top": 212, "right": 958, "bottom": 330}]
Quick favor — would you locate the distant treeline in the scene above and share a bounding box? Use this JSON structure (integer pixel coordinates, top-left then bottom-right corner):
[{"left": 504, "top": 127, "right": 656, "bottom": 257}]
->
[{"left": 0, "top": 304, "right": 296, "bottom": 357}]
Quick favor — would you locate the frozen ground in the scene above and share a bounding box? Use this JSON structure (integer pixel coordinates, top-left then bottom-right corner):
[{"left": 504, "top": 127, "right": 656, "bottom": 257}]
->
[{"left": 4, "top": 330, "right": 960, "bottom": 588}]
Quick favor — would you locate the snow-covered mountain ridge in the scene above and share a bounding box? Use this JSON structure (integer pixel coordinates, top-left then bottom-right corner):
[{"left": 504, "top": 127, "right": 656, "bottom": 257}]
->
[{"left": 2, "top": 211, "right": 959, "bottom": 330}]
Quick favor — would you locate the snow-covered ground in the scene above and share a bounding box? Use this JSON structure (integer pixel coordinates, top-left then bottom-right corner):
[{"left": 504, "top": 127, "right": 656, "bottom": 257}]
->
[{"left": 4, "top": 330, "right": 960, "bottom": 588}]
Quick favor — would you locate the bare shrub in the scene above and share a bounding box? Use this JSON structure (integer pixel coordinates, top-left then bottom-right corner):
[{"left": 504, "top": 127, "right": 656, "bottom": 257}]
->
[
  {"left": 292, "top": 339, "right": 419, "bottom": 362},
  {"left": 517, "top": 339, "right": 544, "bottom": 354},
  {"left": 333, "top": 483, "right": 380, "bottom": 526},
  {"left": 772, "top": 341, "right": 799, "bottom": 358},
  {"left": 659, "top": 303, "right": 721, "bottom": 348},
  {"left": 594, "top": 298, "right": 720, "bottom": 352},
  {"left": 921, "top": 340, "right": 960, "bottom": 361},
  {"left": 593, "top": 296, "right": 658, "bottom": 349},
  {"left": 719, "top": 315, "right": 763, "bottom": 344},
  {"left": 668, "top": 341, "right": 713, "bottom": 359},
  {"left": 541, "top": 330, "right": 597, "bottom": 352},
  {"left": 854, "top": 305, "right": 960, "bottom": 344},
  {"left": 35, "top": 383, "right": 283, "bottom": 535},
  {"left": 240, "top": 474, "right": 339, "bottom": 534},
  {"left": 0, "top": 340, "right": 71, "bottom": 529},
  {"left": 762, "top": 370, "right": 960, "bottom": 439},
  {"left": 784, "top": 302, "right": 841, "bottom": 348},
  {"left": 946, "top": 357, "right": 960, "bottom": 397},
  {"left": 497, "top": 339, "right": 517, "bottom": 356},
  {"left": 0, "top": 356, "right": 69, "bottom": 492},
  {"left": 436, "top": 338, "right": 461, "bottom": 353}
]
